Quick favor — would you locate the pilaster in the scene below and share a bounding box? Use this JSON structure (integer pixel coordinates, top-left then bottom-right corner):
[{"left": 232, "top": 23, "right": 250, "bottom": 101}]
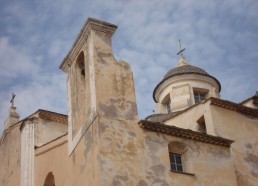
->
[{"left": 20, "top": 118, "right": 37, "bottom": 186}]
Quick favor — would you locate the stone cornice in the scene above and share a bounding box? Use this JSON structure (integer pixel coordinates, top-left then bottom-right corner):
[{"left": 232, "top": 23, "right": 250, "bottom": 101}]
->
[
  {"left": 138, "top": 120, "right": 233, "bottom": 147},
  {"left": 59, "top": 18, "right": 117, "bottom": 72}
]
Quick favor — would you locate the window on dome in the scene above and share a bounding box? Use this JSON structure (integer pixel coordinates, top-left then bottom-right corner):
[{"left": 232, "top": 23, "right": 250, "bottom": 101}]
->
[
  {"left": 162, "top": 94, "right": 172, "bottom": 113},
  {"left": 194, "top": 92, "right": 206, "bottom": 103},
  {"left": 166, "top": 98, "right": 172, "bottom": 113}
]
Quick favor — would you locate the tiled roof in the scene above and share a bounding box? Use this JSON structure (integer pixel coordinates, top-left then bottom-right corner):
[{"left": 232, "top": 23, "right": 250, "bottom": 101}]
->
[
  {"left": 145, "top": 111, "right": 182, "bottom": 122},
  {"left": 240, "top": 95, "right": 258, "bottom": 106},
  {"left": 138, "top": 120, "right": 233, "bottom": 147},
  {"left": 146, "top": 97, "right": 258, "bottom": 123},
  {"left": 210, "top": 97, "right": 258, "bottom": 117},
  {"left": 163, "top": 64, "right": 209, "bottom": 79},
  {"left": 38, "top": 109, "right": 68, "bottom": 124}
]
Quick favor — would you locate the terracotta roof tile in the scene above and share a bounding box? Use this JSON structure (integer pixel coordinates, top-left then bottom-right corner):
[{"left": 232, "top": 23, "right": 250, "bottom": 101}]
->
[{"left": 138, "top": 120, "right": 233, "bottom": 147}]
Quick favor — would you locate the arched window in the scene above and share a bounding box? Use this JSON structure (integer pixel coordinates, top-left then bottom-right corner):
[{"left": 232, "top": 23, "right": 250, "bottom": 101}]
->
[
  {"left": 71, "top": 51, "right": 87, "bottom": 135},
  {"left": 43, "top": 172, "right": 55, "bottom": 186},
  {"left": 168, "top": 141, "right": 194, "bottom": 175},
  {"left": 77, "top": 52, "right": 85, "bottom": 77}
]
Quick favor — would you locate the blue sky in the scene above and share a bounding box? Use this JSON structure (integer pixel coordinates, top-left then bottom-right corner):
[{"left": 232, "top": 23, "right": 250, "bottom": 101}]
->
[{"left": 1, "top": 0, "right": 258, "bottom": 135}]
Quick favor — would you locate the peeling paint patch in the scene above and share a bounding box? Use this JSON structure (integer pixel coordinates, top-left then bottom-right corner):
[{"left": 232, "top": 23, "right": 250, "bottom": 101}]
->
[
  {"left": 97, "top": 155, "right": 106, "bottom": 171},
  {"left": 115, "top": 175, "right": 129, "bottom": 182},
  {"left": 245, "top": 143, "right": 253, "bottom": 149},
  {"left": 97, "top": 51, "right": 113, "bottom": 65},
  {"left": 99, "top": 99, "right": 137, "bottom": 120},
  {"left": 136, "top": 180, "right": 147, "bottom": 186},
  {"left": 111, "top": 174, "right": 129, "bottom": 186},
  {"left": 127, "top": 131, "right": 136, "bottom": 138},
  {"left": 235, "top": 169, "right": 252, "bottom": 186},
  {"left": 80, "top": 129, "right": 92, "bottom": 173},
  {"left": 244, "top": 153, "right": 258, "bottom": 169},
  {"left": 207, "top": 147, "right": 229, "bottom": 159},
  {"left": 151, "top": 164, "right": 166, "bottom": 177},
  {"left": 251, "top": 170, "right": 258, "bottom": 178}
]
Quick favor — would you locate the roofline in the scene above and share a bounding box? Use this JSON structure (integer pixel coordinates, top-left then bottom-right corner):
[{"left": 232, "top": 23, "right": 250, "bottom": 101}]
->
[
  {"left": 240, "top": 95, "right": 258, "bottom": 105},
  {"left": 153, "top": 73, "right": 221, "bottom": 103},
  {"left": 210, "top": 97, "right": 258, "bottom": 117},
  {"left": 138, "top": 120, "right": 233, "bottom": 147},
  {"left": 19, "top": 109, "right": 68, "bottom": 130}
]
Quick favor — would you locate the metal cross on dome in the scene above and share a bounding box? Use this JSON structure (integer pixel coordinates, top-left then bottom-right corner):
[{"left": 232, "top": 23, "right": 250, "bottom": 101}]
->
[
  {"left": 177, "top": 39, "right": 185, "bottom": 57},
  {"left": 10, "top": 93, "right": 16, "bottom": 107}
]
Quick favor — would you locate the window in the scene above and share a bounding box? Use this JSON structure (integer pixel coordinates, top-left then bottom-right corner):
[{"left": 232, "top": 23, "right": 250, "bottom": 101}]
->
[
  {"left": 194, "top": 92, "right": 206, "bottom": 103},
  {"left": 166, "top": 99, "right": 171, "bottom": 113},
  {"left": 169, "top": 152, "right": 183, "bottom": 172},
  {"left": 162, "top": 94, "right": 172, "bottom": 113},
  {"left": 168, "top": 141, "right": 194, "bottom": 175},
  {"left": 197, "top": 115, "right": 207, "bottom": 133}
]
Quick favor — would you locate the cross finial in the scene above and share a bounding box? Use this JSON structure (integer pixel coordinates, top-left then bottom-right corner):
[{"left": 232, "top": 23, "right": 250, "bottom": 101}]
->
[
  {"left": 177, "top": 39, "right": 185, "bottom": 57},
  {"left": 10, "top": 93, "right": 16, "bottom": 107}
]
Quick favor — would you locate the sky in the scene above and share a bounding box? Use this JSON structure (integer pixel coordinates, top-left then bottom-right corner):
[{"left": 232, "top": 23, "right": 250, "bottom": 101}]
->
[{"left": 1, "top": 0, "right": 258, "bottom": 135}]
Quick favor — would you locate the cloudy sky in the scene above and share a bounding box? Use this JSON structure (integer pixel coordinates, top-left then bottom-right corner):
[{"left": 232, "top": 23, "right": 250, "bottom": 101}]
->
[{"left": 1, "top": 0, "right": 258, "bottom": 135}]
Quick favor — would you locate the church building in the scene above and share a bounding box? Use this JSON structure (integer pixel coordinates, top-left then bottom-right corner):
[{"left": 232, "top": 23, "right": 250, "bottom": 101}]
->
[{"left": 1, "top": 18, "right": 258, "bottom": 186}]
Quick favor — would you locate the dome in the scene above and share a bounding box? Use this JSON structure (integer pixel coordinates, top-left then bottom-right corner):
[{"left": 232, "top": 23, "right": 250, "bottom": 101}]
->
[
  {"left": 153, "top": 57, "right": 221, "bottom": 103},
  {"left": 163, "top": 64, "right": 209, "bottom": 80}
]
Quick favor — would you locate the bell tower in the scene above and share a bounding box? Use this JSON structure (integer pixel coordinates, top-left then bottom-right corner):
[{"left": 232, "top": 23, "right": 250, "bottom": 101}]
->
[{"left": 60, "top": 18, "right": 138, "bottom": 155}]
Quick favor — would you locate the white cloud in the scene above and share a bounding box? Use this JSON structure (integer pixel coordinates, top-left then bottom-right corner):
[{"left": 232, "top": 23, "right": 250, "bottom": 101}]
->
[{"left": 1, "top": 0, "right": 258, "bottom": 135}]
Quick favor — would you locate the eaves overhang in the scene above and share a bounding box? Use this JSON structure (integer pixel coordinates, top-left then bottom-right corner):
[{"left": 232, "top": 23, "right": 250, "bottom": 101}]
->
[{"left": 138, "top": 120, "right": 233, "bottom": 147}]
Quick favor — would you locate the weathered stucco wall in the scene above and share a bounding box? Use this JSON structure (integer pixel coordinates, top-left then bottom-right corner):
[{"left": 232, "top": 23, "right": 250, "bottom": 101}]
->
[
  {"left": 0, "top": 124, "right": 21, "bottom": 186},
  {"left": 210, "top": 106, "right": 258, "bottom": 186},
  {"left": 97, "top": 116, "right": 237, "bottom": 186}
]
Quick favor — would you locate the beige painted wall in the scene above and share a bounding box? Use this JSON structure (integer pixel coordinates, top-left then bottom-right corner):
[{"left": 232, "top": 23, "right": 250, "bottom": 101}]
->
[
  {"left": 0, "top": 124, "right": 21, "bottom": 186},
  {"left": 210, "top": 106, "right": 258, "bottom": 186},
  {"left": 164, "top": 100, "right": 258, "bottom": 185},
  {"left": 35, "top": 118, "right": 100, "bottom": 186},
  {"left": 35, "top": 119, "right": 67, "bottom": 147},
  {"left": 165, "top": 101, "right": 217, "bottom": 136}
]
